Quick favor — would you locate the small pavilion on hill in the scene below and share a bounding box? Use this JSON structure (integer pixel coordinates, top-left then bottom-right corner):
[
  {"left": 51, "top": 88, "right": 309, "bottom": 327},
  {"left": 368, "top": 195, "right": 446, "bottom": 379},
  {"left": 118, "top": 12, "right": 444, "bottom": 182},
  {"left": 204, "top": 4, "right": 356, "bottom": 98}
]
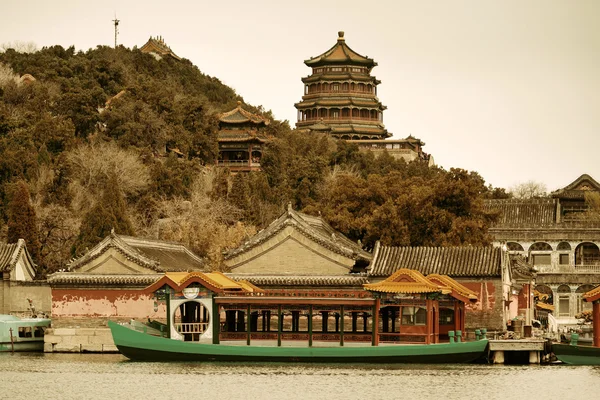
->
[
  {"left": 143, "top": 268, "right": 478, "bottom": 345},
  {"left": 140, "top": 36, "right": 181, "bottom": 60},
  {"left": 216, "top": 102, "right": 270, "bottom": 172}
]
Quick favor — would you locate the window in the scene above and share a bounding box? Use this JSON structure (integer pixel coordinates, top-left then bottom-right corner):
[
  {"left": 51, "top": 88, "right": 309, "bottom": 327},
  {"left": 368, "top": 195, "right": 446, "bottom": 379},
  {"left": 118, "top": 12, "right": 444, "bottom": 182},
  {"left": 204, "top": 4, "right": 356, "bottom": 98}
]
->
[
  {"left": 332, "top": 84, "right": 340, "bottom": 92},
  {"left": 559, "top": 254, "right": 569, "bottom": 265},
  {"left": 559, "top": 297, "right": 570, "bottom": 317},
  {"left": 331, "top": 67, "right": 342, "bottom": 72},
  {"left": 439, "top": 308, "right": 454, "bottom": 325},
  {"left": 401, "top": 306, "right": 426, "bottom": 325},
  {"left": 532, "top": 254, "right": 551, "bottom": 265}
]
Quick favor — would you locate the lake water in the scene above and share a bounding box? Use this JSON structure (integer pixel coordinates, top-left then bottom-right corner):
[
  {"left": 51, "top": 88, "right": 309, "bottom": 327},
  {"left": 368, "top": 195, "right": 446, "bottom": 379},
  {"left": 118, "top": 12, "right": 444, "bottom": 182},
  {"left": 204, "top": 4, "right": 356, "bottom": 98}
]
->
[{"left": 1, "top": 353, "right": 599, "bottom": 400}]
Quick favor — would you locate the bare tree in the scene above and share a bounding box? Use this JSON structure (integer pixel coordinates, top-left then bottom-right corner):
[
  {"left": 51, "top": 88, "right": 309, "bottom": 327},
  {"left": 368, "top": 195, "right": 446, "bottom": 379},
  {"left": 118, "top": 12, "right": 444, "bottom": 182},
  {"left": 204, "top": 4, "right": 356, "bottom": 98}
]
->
[
  {"left": 152, "top": 169, "right": 257, "bottom": 270},
  {"left": 66, "top": 141, "right": 150, "bottom": 214},
  {"left": 0, "top": 41, "right": 38, "bottom": 53},
  {"left": 0, "top": 62, "right": 19, "bottom": 87},
  {"left": 509, "top": 180, "right": 548, "bottom": 199}
]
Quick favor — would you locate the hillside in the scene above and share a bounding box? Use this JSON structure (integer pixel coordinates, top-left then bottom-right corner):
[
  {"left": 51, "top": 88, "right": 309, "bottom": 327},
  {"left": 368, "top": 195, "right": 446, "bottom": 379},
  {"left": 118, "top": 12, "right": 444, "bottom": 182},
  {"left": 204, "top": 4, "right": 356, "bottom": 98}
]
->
[{"left": 0, "top": 44, "right": 501, "bottom": 276}]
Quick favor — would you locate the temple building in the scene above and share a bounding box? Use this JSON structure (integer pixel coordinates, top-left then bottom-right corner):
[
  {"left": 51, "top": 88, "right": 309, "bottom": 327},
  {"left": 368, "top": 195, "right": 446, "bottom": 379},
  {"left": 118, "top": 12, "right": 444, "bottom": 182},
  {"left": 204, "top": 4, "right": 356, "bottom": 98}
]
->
[
  {"left": 347, "top": 135, "right": 434, "bottom": 166},
  {"left": 295, "top": 32, "right": 390, "bottom": 140},
  {"left": 484, "top": 174, "right": 600, "bottom": 330},
  {"left": 140, "top": 36, "right": 181, "bottom": 61},
  {"left": 216, "top": 102, "right": 270, "bottom": 172}
]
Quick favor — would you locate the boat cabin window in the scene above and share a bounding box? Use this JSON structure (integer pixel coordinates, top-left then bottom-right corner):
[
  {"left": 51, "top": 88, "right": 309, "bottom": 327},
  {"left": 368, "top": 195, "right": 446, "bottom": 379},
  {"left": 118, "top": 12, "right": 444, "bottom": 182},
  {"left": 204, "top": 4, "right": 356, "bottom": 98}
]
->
[
  {"left": 18, "top": 326, "right": 46, "bottom": 338},
  {"left": 401, "top": 306, "right": 427, "bottom": 325},
  {"left": 438, "top": 308, "right": 455, "bottom": 325}
]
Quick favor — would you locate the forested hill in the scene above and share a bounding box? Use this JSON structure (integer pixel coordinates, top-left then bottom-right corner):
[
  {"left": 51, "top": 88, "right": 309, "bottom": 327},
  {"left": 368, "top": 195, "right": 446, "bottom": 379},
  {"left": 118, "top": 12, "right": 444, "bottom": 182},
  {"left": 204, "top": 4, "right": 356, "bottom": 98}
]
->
[{"left": 0, "top": 44, "right": 505, "bottom": 277}]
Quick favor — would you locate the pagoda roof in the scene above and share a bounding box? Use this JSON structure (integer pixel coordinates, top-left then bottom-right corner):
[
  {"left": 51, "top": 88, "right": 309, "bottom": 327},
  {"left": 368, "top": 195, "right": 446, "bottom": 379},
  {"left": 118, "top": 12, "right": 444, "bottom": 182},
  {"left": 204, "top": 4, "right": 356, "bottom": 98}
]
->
[
  {"left": 368, "top": 242, "right": 502, "bottom": 278},
  {"left": 218, "top": 131, "right": 269, "bottom": 143},
  {"left": 296, "top": 98, "right": 384, "bottom": 108},
  {"left": 225, "top": 203, "right": 372, "bottom": 264},
  {"left": 305, "top": 32, "right": 376, "bottom": 68},
  {"left": 302, "top": 73, "right": 379, "bottom": 84},
  {"left": 140, "top": 36, "right": 181, "bottom": 61},
  {"left": 347, "top": 136, "right": 425, "bottom": 146},
  {"left": 67, "top": 231, "right": 206, "bottom": 273},
  {"left": 305, "top": 120, "right": 332, "bottom": 132},
  {"left": 551, "top": 174, "right": 600, "bottom": 200},
  {"left": 219, "top": 102, "right": 270, "bottom": 127}
]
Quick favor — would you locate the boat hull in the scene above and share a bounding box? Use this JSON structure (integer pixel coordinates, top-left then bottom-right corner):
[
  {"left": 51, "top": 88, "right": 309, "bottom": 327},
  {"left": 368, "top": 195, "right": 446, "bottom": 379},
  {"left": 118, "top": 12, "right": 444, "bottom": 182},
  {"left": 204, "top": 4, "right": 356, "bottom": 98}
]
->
[
  {"left": 552, "top": 343, "right": 600, "bottom": 365},
  {"left": 109, "top": 321, "right": 489, "bottom": 363},
  {"left": 0, "top": 341, "right": 44, "bottom": 352}
]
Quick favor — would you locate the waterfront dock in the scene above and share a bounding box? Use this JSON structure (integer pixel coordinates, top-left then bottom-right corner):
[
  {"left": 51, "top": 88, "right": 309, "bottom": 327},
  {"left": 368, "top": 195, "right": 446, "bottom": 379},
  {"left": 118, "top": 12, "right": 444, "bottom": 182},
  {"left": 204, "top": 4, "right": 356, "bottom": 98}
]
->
[{"left": 488, "top": 339, "right": 547, "bottom": 364}]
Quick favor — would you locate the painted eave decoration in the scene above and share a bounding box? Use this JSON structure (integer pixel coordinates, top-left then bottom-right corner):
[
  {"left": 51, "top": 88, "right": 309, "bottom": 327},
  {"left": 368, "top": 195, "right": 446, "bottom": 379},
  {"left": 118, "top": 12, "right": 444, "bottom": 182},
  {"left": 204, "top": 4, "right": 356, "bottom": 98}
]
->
[
  {"left": 364, "top": 268, "right": 477, "bottom": 302},
  {"left": 143, "top": 271, "right": 265, "bottom": 295},
  {"left": 584, "top": 285, "right": 600, "bottom": 303}
]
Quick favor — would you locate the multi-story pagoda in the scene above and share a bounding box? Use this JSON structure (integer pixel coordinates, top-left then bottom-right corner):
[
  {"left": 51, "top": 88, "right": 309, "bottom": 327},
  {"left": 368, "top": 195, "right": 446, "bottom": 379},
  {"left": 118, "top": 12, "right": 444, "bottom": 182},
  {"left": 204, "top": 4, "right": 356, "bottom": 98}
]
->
[
  {"left": 295, "top": 31, "right": 390, "bottom": 140},
  {"left": 217, "top": 102, "right": 270, "bottom": 172}
]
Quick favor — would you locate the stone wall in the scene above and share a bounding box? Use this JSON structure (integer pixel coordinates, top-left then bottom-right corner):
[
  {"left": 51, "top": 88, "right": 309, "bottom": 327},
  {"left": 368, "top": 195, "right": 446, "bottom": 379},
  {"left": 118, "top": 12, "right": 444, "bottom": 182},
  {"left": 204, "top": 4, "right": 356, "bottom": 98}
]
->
[
  {"left": 0, "top": 280, "right": 51, "bottom": 315},
  {"left": 44, "top": 327, "right": 118, "bottom": 353},
  {"left": 460, "top": 279, "right": 505, "bottom": 332}
]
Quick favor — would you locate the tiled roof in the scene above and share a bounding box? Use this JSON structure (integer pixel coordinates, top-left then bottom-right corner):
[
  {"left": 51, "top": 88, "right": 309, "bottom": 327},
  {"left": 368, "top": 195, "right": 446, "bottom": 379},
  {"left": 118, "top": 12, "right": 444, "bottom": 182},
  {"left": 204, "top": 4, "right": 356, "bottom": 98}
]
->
[
  {"left": 584, "top": 285, "right": 600, "bottom": 302},
  {"left": 295, "top": 98, "right": 383, "bottom": 108},
  {"left": 484, "top": 198, "right": 557, "bottom": 227},
  {"left": 427, "top": 274, "right": 478, "bottom": 301},
  {"left": 47, "top": 273, "right": 160, "bottom": 286},
  {"left": 144, "top": 271, "right": 262, "bottom": 294},
  {"left": 305, "top": 32, "right": 376, "bottom": 68},
  {"left": 551, "top": 174, "right": 600, "bottom": 199},
  {"left": 0, "top": 239, "right": 33, "bottom": 273},
  {"left": 219, "top": 102, "right": 269, "bottom": 126},
  {"left": 225, "top": 204, "right": 371, "bottom": 263},
  {"left": 140, "top": 36, "right": 181, "bottom": 60},
  {"left": 226, "top": 274, "right": 369, "bottom": 287},
  {"left": 368, "top": 242, "right": 502, "bottom": 277},
  {"left": 364, "top": 269, "right": 443, "bottom": 294},
  {"left": 68, "top": 232, "right": 206, "bottom": 273}
]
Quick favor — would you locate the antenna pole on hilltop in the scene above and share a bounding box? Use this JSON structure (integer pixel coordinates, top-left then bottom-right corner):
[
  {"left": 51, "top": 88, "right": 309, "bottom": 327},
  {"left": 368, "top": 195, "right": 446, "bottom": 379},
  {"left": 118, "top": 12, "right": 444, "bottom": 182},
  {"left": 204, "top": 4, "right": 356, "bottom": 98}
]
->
[{"left": 112, "top": 15, "right": 120, "bottom": 48}]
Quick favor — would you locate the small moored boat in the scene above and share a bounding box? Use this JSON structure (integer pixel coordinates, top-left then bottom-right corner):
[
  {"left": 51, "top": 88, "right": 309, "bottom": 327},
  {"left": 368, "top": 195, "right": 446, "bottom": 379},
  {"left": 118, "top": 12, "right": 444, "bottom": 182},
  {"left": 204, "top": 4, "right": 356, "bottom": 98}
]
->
[{"left": 0, "top": 315, "right": 51, "bottom": 352}]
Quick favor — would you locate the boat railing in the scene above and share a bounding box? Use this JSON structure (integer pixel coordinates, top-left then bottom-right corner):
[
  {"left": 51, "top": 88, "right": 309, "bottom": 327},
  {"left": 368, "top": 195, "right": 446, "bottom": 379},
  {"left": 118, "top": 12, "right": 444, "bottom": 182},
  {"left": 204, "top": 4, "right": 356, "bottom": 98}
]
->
[{"left": 175, "top": 322, "right": 208, "bottom": 334}]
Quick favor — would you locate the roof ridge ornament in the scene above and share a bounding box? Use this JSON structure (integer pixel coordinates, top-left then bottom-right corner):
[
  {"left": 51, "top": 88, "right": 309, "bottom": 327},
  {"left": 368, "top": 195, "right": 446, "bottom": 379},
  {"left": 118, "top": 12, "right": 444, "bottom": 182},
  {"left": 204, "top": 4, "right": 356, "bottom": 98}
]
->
[{"left": 338, "top": 31, "right": 345, "bottom": 41}]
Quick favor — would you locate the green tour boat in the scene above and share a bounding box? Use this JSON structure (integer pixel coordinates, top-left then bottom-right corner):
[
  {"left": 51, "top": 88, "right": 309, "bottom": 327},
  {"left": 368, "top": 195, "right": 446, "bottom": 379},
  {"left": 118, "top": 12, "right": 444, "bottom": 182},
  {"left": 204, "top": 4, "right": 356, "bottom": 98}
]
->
[{"left": 109, "top": 270, "right": 490, "bottom": 363}]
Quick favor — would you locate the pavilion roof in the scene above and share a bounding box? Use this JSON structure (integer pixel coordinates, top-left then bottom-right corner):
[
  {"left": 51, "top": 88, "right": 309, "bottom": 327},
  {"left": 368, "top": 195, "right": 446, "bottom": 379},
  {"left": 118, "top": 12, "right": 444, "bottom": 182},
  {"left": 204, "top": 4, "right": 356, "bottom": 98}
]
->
[
  {"left": 219, "top": 102, "right": 269, "bottom": 126},
  {"left": 0, "top": 239, "right": 36, "bottom": 279},
  {"left": 364, "top": 269, "right": 444, "bottom": 294},
  {"left": 224, "top": 203, "right": 371, "bottom": 264},
  {"left": 144, "top": 271, "right": 264, "bottom": 294},
  {"left": 427, "top": 274, "right": 478, "bottom": 302},
  {"left": 367, "top": 242, "right": 502, "bottom": 277},
  {"left": 584, "top": 285, "right": 600, "bottom": 303},
  {"left": 551, "top": 174, "right": 600, "bottom": 200},
  {"left": 305, "top": 31, "right": 376, "bottom": 68},
  {"left": 67, "top": 231, "right": 206, "bottom": 273},
  {"left": 140, "top": 36, "right": 181, "bottom": 61}
]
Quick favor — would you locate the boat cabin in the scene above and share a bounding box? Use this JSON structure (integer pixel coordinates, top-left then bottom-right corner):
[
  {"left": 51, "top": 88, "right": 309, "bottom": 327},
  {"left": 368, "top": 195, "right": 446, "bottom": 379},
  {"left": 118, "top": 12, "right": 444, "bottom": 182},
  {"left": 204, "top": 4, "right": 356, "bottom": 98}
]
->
[{"left": 142, "top": 268, "right": 478, "bottom": 346}]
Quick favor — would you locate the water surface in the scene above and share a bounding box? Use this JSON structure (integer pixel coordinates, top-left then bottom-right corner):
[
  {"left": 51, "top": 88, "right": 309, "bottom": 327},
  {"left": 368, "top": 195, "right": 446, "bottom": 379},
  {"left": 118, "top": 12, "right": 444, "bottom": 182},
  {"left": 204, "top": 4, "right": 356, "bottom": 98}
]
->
[{"left": 1, "top": 353, "right": 599, "bottom": 399}]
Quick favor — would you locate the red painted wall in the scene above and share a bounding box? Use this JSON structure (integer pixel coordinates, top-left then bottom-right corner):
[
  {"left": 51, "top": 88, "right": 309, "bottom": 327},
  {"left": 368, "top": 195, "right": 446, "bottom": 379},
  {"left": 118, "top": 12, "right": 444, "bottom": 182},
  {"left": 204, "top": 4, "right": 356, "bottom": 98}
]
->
[{"left": 52, "top": 289, "right": 166, "bottom": 319}]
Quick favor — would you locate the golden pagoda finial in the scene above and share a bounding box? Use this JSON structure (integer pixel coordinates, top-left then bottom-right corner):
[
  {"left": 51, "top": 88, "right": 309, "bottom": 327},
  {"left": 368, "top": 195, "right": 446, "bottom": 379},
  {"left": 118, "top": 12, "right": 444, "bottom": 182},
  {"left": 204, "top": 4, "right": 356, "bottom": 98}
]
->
[
  {"left": 338, "top": 31, "right": 345, "bottom": 41},
  {"left": 237, "top": 100, "right": 242, "bottom": 107}
]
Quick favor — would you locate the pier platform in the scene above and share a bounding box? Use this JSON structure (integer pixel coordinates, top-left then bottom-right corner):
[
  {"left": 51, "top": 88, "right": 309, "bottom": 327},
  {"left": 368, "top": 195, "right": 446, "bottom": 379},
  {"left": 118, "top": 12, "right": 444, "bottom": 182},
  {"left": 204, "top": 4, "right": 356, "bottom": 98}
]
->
[{"left": 488, "top": 339, "right": 547, "bottom": 364}]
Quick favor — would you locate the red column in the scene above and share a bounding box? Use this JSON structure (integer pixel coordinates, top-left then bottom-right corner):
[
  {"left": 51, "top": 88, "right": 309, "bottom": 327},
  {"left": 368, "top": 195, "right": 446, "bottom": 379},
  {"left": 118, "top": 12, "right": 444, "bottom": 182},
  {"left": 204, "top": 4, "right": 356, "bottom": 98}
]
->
[
  {"left": 426, "top": 299, "right": 433, "bottom": 344},
  {"left": 593, "top": 302, "right": 600, "bottom": 348}
]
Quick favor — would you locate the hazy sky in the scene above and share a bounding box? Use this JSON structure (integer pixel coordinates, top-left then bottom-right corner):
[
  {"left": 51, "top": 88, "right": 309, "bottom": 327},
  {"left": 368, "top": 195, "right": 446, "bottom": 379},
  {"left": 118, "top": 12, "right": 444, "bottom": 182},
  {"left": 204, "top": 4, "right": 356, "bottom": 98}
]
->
[{"left": 2, "top": 0, "right": 599, "bottom": 191}]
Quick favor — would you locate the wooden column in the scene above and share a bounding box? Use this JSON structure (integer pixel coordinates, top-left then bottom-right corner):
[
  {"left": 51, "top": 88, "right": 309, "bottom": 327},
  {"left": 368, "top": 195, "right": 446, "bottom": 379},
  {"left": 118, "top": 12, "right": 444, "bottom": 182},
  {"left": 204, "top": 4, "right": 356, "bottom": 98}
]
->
[
  {"left": 211, "top": 297, "right": 219, "bottom": 344},
  {"left": 246, "top": 305, "right": 251, "bottom": 346},
  {"left": 340, "top": 305, "right": 344, "bottom": 346},
  {"left": 277, "top": 305, "right": 282, "bottom": 347},
  {"left": 594, "top": 301, "right": 600, "bottom": 348},
  {"left": 351, "top": 312, "right": 358, "bottom": 333},
  {"left": 372, "top": 299, "right": 380, "bottom": 346},
  {"left": 321, "top": 311, "right": 328, "bottom": 332},
  {"left": 308, "top": 305, "right": 313, "bottom": 347},
  {"left": 426, "top": 300, "right": 433, "bottom": 345}
]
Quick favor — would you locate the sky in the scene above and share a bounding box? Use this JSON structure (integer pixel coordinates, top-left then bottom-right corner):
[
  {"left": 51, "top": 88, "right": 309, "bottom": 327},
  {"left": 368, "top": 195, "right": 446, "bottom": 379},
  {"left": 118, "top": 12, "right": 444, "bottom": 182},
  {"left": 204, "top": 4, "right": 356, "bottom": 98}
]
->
[{"left": 1, "top": 0, "right": 599, "bottom": 191}]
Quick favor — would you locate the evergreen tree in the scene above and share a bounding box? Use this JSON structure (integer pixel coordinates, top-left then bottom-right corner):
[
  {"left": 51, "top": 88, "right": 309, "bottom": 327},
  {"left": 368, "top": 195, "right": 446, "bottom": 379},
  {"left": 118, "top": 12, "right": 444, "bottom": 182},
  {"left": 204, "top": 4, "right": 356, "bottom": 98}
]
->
[
  {"left": 7, "top": 180, "right": 41, "bottom": 263},
  {"left": 73, "top": 172, "right": 134, "bottom": 255}
]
